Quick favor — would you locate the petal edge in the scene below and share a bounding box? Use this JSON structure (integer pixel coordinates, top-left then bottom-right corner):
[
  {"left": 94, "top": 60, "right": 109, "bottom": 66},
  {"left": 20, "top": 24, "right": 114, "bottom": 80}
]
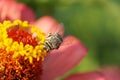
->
[
  {"left": 33, "top": 16, "right": 64, "bottom": 35},
  {"left": 64, "top": 71, "right": 105, "bottom": 80}
]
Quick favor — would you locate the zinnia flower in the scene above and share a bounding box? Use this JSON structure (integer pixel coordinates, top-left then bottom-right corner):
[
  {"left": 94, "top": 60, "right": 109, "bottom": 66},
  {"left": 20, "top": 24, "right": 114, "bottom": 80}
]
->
[
  {"left": 0, "top": 0, "right": 120, "bottom": 80},
  {"left": 0, "top": 0, "right": 87, "bottom": 80}
]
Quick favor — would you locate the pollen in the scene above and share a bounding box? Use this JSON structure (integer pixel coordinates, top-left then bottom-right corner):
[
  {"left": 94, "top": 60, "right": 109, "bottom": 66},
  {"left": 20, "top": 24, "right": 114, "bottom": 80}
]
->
[{"left": 0, "top": 20, "right": 47, "bottom": 79}]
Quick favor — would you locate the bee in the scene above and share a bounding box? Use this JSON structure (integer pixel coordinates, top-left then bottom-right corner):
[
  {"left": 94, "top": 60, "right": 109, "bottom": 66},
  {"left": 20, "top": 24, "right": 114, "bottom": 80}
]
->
[{"left": 44, "top": 33, "right": 63, "bottom": 52}]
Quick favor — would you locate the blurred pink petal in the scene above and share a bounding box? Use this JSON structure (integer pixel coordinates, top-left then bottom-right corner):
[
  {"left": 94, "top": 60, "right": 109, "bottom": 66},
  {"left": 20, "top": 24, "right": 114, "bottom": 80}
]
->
[
  {"left": 64, "top": 72, "right": 105, "bottom": 80},
  {"left": 0, "top": 0, "right": 35, "bottom": 22},
  {"left": 33, "top": 16, "right": 64, "bottom": 35},
  {"left": 41, "top": 36, "right": 87, "bottom": 80},
  {"left": 100, "top": 66, "right": 120, "bottom": 80}
]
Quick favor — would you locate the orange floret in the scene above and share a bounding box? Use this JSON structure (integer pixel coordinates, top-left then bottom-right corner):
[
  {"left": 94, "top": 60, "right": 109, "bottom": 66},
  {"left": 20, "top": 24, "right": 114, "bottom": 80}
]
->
[
  {"left": 0, "top": 49, "right": 42, "bottom": 79},
  {"left": 7, "top": 29, "right": 38, "bottom": 47}
]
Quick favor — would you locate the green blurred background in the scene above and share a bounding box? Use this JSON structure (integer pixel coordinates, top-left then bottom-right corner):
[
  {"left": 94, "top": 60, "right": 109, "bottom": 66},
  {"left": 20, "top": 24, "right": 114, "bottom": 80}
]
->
[{"left": 18, "top": 0, "right": 120, "bottom": 77}]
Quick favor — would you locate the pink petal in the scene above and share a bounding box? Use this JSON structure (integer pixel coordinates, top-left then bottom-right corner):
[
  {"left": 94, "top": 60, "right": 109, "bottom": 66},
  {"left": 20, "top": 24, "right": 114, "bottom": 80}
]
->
[
  {"left": 41, "top": 36, "right": 87, "bottom": 80},
  {"left": 64, "top": 72, "right": 105, "bottom": 80},
  {"left": 0, "top": 0, "right": 35, "bottom": 22},
  {"left": 33, "top": 16, "right": 64, "bottom": 35},
  {"left": 100, "top": 66, "right": 120, "bottom": 80}
]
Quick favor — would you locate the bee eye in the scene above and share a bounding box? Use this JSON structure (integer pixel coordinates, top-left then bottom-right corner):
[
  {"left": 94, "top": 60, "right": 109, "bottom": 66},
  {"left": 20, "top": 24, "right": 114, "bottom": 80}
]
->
[{"left": 44, "top": 33, "right": 63, "bottom": 52}]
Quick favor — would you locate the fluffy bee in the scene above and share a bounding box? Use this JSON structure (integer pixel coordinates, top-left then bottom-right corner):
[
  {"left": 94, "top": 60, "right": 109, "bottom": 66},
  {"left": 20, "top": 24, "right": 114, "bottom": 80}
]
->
[{"left": 44, "top": 33, "right": 63, "bottom": 52}]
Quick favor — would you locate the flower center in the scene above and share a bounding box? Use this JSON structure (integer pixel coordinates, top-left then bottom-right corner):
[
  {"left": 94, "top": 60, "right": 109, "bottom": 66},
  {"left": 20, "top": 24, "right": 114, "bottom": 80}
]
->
[{"left": 0, "top": 20, "right": 47, "bottom": 79}]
